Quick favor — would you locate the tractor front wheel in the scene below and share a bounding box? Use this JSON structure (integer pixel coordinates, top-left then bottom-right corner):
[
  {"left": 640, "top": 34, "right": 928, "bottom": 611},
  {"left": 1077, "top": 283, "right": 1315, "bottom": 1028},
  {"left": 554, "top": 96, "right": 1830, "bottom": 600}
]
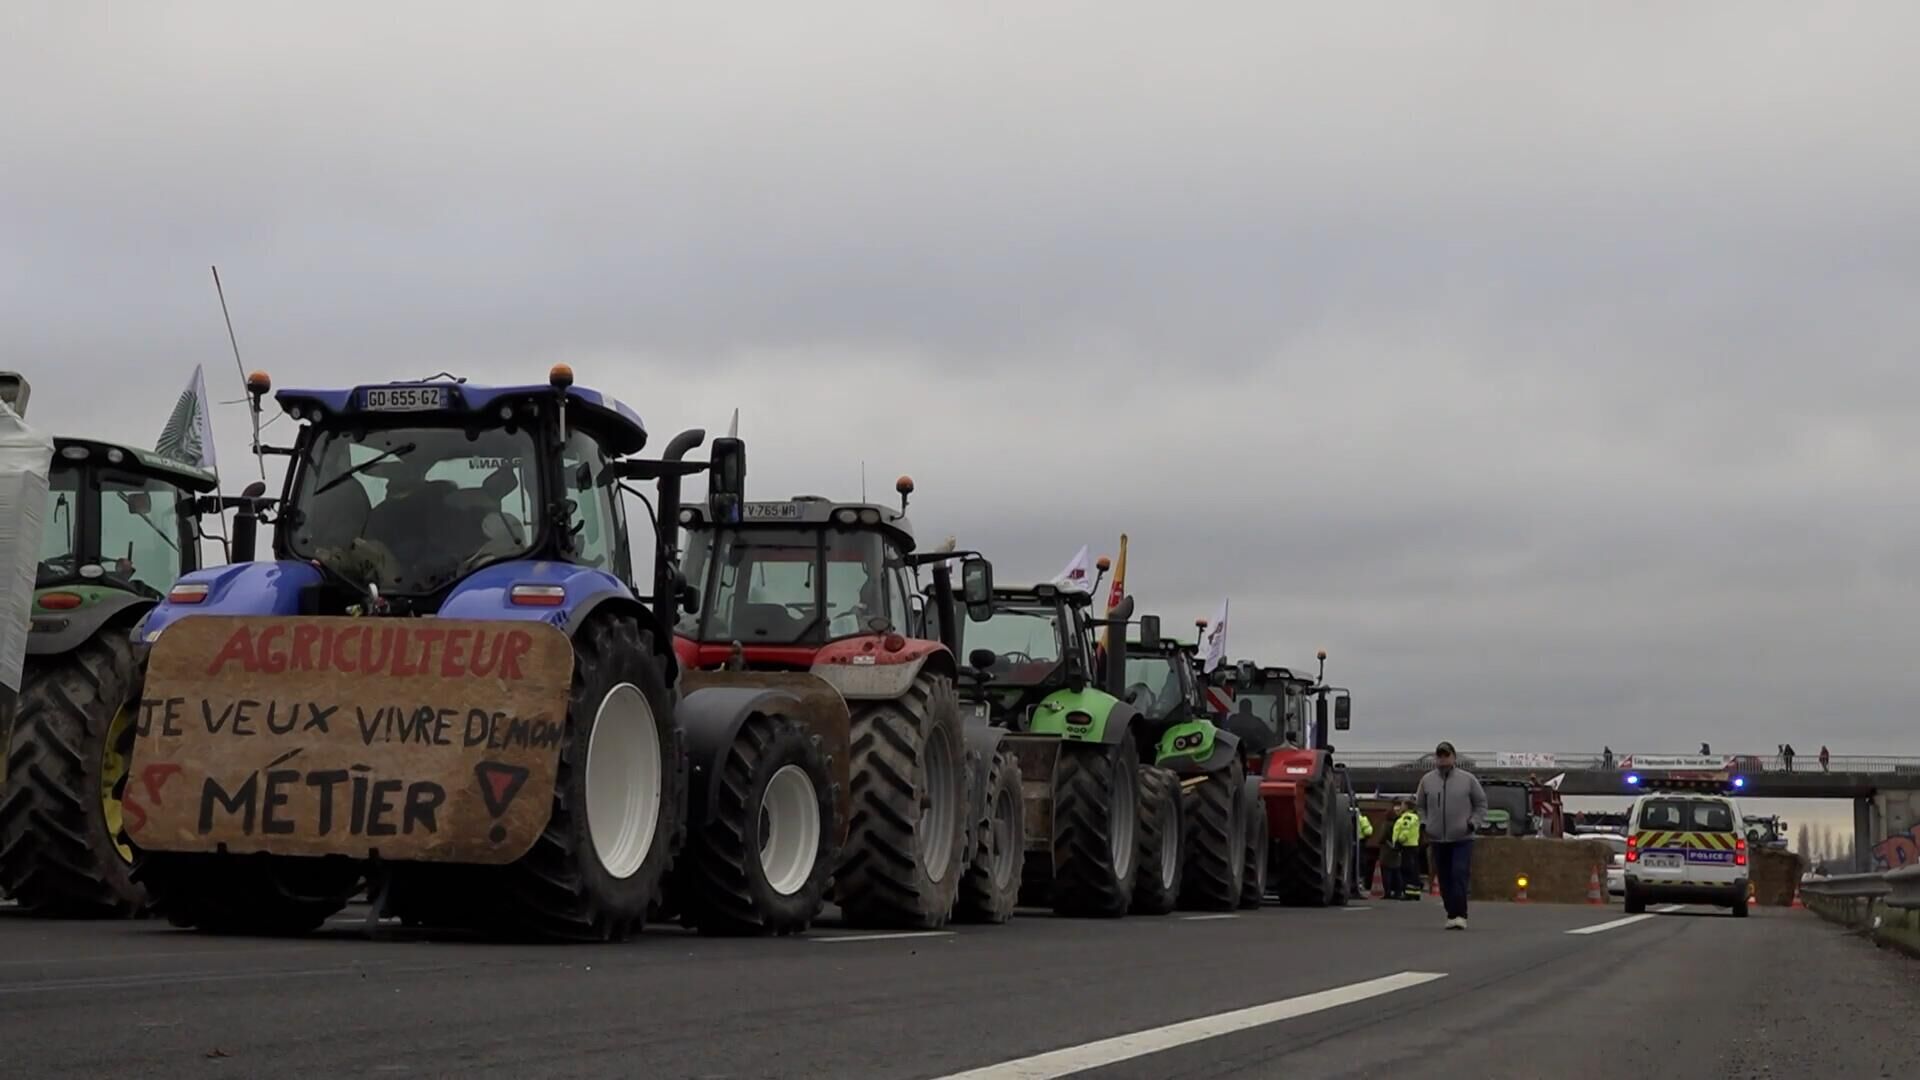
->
[
  {"left": 1051, "top": 729, "right": 1140, "bottom": 918},
  {"left": 477, "top": 614, "right": 685, "bottom": 941},
  {"left": 1130, "top": 765, "right": 1184, "bottom": 916},
  {"left": 834, "top": 671, "right": 968, "bottom": 929},
  {"left": 0, "top": 632, "right": 147, "bottom": 917},
  {"left": 1179, "top": 759, "right": 1246, "bottom": 911},
  {"left": 1238, "top": 783, "right": 1269, "bottom": 909},
  {"left": 677, "top": 712, "right": 838, "bottom": 936},
  {"left": 956, "top": 745, "right": 1025, "bottom": 924},
  {"left": 1277, "top": 769, "right": 1343, "bottom": 907}
]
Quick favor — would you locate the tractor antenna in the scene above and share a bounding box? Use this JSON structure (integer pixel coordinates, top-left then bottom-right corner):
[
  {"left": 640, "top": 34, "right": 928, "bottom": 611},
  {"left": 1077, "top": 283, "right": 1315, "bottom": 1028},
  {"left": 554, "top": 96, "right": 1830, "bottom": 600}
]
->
[
  {"left": 861, "top": 460, "right": 867, "bottom": 503},
  {"left": 211, "top": 265, "right": 267, "bottom": 480}
]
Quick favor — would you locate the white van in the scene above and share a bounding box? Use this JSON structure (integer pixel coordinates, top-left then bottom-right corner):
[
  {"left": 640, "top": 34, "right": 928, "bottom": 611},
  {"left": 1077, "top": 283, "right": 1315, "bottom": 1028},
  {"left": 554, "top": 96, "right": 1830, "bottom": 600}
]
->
[{"left": 1623, "top": 792, "right": 1749, "bottom": 916}]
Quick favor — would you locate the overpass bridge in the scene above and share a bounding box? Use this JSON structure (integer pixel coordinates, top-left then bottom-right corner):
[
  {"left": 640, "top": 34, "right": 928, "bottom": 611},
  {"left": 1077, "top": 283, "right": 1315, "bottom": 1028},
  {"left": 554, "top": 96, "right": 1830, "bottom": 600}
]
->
[{"left": 1335, "top": 749, "right": 1920, "bottom": 870}]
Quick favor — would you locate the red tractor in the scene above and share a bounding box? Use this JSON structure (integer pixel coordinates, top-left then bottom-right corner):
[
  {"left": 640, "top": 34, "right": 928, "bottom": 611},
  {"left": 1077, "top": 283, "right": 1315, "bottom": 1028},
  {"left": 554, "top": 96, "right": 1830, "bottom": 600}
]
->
[
  {"left": 1214, "top": 654, "right": 1357, "bottom": 906},
  {"left": 673, "top": 478, "right": 998, "bottom": 928}
]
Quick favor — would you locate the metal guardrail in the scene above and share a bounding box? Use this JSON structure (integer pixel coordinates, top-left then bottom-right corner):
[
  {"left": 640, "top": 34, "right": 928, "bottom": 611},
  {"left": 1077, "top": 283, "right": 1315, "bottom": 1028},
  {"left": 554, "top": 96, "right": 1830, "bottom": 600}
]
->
[
  {"left": 1335, "top": 749, "right": 1920, "bottom": 774},
  {"left": 1801, "top": 866, "right": 1920, "bottom": 908}
]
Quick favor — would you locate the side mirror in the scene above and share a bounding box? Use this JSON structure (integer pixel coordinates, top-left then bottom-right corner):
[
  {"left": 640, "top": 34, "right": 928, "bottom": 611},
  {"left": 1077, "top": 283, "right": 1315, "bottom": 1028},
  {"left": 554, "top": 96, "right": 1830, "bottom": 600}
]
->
[
  {"left": 1139, "top": 614, "right": 1161, "bottom": 650},
  {"left": 969, "top": 647, "right": 997, "bottom": 672},
  {"left": 122, "top": 491, "right": 152, "bottom": 515},
  {"left": 962, "top": 556, "right": 994, "bottom": 622},
  {"left": 1334, "top": 693, "right": 1352, "bottom": 731},
  {"left": 707, "top": 436, "right": 745, "bottom": 522}
]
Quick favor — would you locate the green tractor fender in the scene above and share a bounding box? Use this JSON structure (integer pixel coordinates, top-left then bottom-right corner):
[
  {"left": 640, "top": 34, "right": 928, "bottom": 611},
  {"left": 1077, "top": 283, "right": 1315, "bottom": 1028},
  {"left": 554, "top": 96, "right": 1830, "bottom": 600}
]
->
[
  {"left": 25, "top": 587, "right": 155, "bottom": 659},
  {"left": 1154, "top": 721, "right": 1242, "bottom": 777},
  {"left": 1027, "top": 686, "right": 1138, "bottom": 745}
]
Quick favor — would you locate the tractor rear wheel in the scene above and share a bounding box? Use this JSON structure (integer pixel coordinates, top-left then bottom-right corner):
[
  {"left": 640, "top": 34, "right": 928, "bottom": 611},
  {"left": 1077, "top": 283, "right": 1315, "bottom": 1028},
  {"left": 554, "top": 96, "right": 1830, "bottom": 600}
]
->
[
  {"left": 1238, "top": 783, "right": 1269, "bottom": 909},
  {"left": 956, "top": 745, "right": 1024, "bottom": 924},
  {"left": 475, "top": 614, "right": 685, "bottom": 941},
  {"left": 0, "top": 631, "right": 147, "bottom": 917},
  {"left": 1051, "top": 729, "right": 1140, "bottom": 918},
  {"left": 834, "top": 671, "right": 968, "bottom": 929},
  {"left": 1130, "top": 765, "right": 1183, "bottom": 915},
  {"left": 677, "top": 712, "right": 838, "bottom": 936},
  {"left": 1278, "top": 768, "right": 1342, "bottom": 907},
  {"left": 1178, "top": 759, "right": 1246, "bottom": 911}
]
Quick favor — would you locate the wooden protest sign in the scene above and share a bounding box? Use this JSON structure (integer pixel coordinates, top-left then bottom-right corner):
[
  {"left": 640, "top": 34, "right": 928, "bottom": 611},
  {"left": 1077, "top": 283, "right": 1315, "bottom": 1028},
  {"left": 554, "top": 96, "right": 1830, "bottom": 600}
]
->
[{"left": 125, "top": 615, "right": 574, "bottom": 864}]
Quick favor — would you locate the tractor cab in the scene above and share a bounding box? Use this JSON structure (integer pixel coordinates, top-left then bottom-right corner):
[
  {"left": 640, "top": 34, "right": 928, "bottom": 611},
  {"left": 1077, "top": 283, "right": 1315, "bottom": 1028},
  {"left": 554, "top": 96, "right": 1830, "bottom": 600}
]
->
[
  {"left": 1121, "top": 634, "right": 1204, "bottom": 729},
  {"left": 33, "top": 438, "right": 217, "bottom": 638},
  {"left": 1220, "top": 658, "right": 1352, "bottom": 770},
  {"left": 941, "top": 584, "right": 1112, "bottom": 731},
  {"left": 252, "top": 369, "right": 652, "bottom": 616}
]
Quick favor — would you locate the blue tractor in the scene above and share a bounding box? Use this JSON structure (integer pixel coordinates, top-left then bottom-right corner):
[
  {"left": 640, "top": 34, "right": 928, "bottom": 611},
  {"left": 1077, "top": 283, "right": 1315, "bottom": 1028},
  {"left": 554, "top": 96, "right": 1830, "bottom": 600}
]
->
[{"left": 123, "top": 366, "right": 841, "bottom": 940}]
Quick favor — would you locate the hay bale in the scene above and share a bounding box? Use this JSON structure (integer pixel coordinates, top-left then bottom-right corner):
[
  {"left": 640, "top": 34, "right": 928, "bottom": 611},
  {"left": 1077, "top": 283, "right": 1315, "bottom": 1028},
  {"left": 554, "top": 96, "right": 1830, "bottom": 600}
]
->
[
  {"left": 1751, "top": 847, "right": 1806, "bottom": 906},
  {"left": 1467, "top": 837, "right": 1610, "bottom": 903}
]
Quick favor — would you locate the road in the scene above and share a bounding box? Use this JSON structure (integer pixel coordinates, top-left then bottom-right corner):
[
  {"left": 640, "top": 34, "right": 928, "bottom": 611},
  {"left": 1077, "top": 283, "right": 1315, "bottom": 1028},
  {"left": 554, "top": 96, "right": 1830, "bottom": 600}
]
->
[{"left": 3, "top": 899, "right": 1917, "bottom": 1079}]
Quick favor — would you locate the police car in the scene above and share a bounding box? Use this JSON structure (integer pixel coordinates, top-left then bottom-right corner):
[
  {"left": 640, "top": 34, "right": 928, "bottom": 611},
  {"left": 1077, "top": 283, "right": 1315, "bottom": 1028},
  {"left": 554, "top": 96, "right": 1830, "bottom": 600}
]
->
[{"left": 1623, "top": 790, "right": 1750, "bottom": 916}]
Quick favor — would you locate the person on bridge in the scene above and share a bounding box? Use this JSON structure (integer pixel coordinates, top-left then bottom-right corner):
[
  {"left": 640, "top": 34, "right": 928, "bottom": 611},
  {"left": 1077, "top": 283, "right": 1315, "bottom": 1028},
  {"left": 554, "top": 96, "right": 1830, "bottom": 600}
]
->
[
  {"left": 1820, "top": 745, "right": 1830, "bottom": 772},
  {"left": 1415, "top": 741, "right": 1487, "bottom": 929},
  {"left": 1783, "top": 744, "right": 1796, "bottom": 772}
]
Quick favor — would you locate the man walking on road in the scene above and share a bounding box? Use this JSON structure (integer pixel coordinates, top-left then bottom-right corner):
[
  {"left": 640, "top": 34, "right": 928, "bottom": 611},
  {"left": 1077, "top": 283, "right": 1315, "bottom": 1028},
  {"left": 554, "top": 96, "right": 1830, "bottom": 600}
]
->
[{"left": 1416, "top": 741, "right": 1487, "bottom": 930}]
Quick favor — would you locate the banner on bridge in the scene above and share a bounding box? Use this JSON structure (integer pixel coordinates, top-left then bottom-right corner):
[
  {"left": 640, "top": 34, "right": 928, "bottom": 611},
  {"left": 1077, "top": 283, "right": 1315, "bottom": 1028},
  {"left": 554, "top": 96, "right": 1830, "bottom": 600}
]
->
[
  {"left": 1494, "top": 752, "right": 1557, "bottom": 769},
  {"left": 1618, "top": 754, "right": 1734, "bottom": 771}
]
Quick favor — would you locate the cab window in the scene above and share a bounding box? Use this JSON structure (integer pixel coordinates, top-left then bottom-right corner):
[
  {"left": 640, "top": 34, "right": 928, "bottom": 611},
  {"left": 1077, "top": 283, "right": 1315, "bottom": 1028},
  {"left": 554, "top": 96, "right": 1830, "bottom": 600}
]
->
[
  {"left": 96, "top": 472, "right": 187, "bottom": 599},
  {"left": 562, "top": 431, "right": 622, "bottom": 579}
]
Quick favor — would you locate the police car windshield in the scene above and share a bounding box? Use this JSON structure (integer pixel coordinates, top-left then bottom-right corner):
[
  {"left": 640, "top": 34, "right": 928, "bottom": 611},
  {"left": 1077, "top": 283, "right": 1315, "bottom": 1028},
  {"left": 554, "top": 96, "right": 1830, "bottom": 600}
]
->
[
  {"left": 680, "top": 527, "right": 890, "bottom": 644},
  {"left": 1640, "top": 799, "right": 1735, "bottom": 832},
  {"left": 287, "top": 425, "right": 539, "bottom": 595}
]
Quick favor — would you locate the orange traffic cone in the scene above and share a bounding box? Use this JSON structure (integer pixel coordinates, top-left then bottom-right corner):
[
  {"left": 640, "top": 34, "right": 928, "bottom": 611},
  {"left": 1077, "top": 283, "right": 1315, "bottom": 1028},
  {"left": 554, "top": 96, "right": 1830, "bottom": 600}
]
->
[
  {"left": 1429, "top": 873, "right": 1441, "bottom": 898},
  {"left": 1791, "top": 885, "right": 1805, "bottom": 910},
  {"left": 1369, "top": 860, "right": 1384, "bottom": 899},
  {"left": 1586, "top": 868, "right": 1604, "bottom": 905},
  {"left": 1514, "top": 874, "right": 1531, "bottom": 903}
]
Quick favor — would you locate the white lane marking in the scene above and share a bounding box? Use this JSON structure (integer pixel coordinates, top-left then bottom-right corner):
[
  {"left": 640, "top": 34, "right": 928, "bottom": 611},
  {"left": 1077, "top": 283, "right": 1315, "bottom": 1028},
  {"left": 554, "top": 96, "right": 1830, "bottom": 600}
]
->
[
  {"left": 1567, "top": 914, "right": 1657, "bottom": 935},
  {"left": 1653, "top": 904, "right": 1686, "bottom": 913},
  {"left": 0, "top": 944, "right": 331, "bottom": 968},
  {"left": 1342, "top": 906, "right": 1374, "bottom": 912},
  {"left": 929, "top": 970, "right": 1446, "bottom": 1080},
  {"left": 1180, "top": 914, "right": 1239, "bottom": 921},
  {"left": 813, "top": 931, "right": 955, "bottom": 943}
]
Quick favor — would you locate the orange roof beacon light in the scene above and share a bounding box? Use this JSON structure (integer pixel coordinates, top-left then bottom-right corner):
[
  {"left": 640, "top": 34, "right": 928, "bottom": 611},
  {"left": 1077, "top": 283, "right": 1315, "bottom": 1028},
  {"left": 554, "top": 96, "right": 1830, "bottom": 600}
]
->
[
  {"left": 548, "top": 363, "right": 574, "bottom": 389},
  {"left": 1095, "top": 555, "right": 1111, "bottom": 572},
  {"left": 896, "top": 474, "right": 914, "bottom": 512},
  {"left": 245, "top": 370, "right": 272, "bottom": 399}
]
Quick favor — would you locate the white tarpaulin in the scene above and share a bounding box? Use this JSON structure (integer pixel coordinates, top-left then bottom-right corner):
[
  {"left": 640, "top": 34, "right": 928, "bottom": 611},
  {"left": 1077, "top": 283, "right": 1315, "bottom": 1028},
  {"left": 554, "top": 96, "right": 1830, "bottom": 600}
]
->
[
  {"left": 1495, "top": 752, "right": 1557, "bottom": 769},
  {"left": 0, "top": 401, "right": 54, "bottom": 692},
  {"left": 1617, "top": 754, "right": 1734, "bottom": 772}
]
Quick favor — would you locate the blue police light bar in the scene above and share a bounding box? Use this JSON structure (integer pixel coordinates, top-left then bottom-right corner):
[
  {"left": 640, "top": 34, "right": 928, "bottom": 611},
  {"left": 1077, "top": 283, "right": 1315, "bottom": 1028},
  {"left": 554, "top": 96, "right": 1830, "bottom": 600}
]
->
[
  {"left": 1732, "top": 776, "right": 1746, "bottom": 789},
  {"left": 1625, "top": 773, "right": 1641, "bottom": 786}
]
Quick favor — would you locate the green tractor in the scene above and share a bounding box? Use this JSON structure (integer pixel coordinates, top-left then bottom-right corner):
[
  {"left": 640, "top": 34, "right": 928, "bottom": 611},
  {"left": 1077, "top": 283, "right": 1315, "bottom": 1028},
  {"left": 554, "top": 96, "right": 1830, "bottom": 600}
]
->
[
  {"left": 0, "top": 372, "right": 249, "bottom": 916},
  {"left": 1121, "top": 624, "right": 1267, "bottom": 910},
  {"left": 945, "top": 583, "right": 1182, "bottom": 917}
]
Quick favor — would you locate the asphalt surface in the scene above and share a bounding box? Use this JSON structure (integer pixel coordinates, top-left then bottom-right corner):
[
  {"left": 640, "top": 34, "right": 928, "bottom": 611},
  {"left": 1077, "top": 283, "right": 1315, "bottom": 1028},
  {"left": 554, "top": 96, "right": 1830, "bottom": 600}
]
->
[{"left": 2, "top": 897, "right": 1917, "bottom": 1079}]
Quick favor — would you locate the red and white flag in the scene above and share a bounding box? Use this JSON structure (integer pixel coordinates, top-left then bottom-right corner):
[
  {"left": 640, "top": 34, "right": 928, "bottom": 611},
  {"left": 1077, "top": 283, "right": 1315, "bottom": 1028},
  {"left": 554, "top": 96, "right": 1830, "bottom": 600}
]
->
[
  {"left": 1052, "top": 544, "right": 1096, "bottom": 595},
  {"left": 1200, "top": 598, "right": 1230, "bottom": 673}
]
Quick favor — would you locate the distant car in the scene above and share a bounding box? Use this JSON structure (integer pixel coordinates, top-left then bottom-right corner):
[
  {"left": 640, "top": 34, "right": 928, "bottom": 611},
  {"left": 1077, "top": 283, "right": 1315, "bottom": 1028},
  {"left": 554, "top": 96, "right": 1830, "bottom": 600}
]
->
[{"left": 1624, "top": 792, "right": 1750, "bottom": 917}]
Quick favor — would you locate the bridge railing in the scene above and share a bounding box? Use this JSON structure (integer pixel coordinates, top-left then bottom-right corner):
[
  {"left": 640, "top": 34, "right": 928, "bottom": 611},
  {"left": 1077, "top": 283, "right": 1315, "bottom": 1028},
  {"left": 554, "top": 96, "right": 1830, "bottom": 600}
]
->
[{"left": 1335, "top": 750, "right": 1920, "bottom": 774}]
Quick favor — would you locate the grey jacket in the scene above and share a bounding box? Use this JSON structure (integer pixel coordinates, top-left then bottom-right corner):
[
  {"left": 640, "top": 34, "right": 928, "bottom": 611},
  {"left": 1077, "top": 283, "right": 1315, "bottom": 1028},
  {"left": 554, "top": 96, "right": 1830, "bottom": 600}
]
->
[{"left": 1414, "top": 766, "right": 1488, "bottom": 843}]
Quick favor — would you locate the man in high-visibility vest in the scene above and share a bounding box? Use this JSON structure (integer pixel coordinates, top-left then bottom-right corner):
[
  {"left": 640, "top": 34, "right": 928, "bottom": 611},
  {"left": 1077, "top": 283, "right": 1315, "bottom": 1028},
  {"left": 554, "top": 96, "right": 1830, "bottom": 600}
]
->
[
  {"left": 1356, "top": 809, "right": 1376, "bottom": 898},
  {"left": 1389, "top": 801, "right": 1424, "bottom": 900}
]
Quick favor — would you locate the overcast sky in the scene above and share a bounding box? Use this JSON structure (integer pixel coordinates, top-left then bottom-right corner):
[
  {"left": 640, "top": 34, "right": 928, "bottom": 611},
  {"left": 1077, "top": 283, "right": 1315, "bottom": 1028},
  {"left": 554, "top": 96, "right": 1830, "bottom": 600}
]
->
[{"left": 6, "top": 3, "right": 1917, "bottom": 783}]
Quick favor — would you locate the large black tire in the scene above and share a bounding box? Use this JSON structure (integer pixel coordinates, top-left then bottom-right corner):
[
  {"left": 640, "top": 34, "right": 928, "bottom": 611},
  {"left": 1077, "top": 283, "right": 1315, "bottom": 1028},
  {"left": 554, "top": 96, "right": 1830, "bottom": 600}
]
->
[
  {"left": 1239, "top": 783, "right": 1269, "bottom": 910},
  {"left": 1051, "top": 729, "right": 1140, "bottom": 918},
  {"left": 473, "top": 614, "right": 685, "bottom": 941},
  {"left": 1277, "top": 768, "right": 1342, "bottom": 907},
  {"left": 676, "top": 712, "right": 838, "bottom": 937},
  {"left": 956, "top": 745, "right": 1024, "bottom": 924},
  {"left": 0, "top": 631, "right": 147, "bottom": 916},
  {"left": 834, "top": 670, "right": 968, "bottom": 929},
  {"left": 1624, "top": 887, "right": 1646, "bottom": 915},
  {"left": 134, "top": 851, "right": 362, "bottom": 934},
  {"left": 1130, "top": 765, "right": 1183, "bottom": 916},
  {"left": 1179, "top": 759, "right": 1246, "bottom": 911}
]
